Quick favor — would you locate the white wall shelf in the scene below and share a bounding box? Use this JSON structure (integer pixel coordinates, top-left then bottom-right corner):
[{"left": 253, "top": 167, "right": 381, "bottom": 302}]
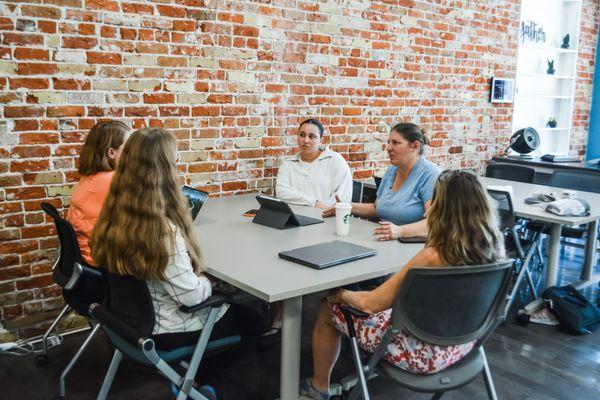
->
[
  {"left": 516, "top": 94, "right": 573, "bottom": 99},
  {"left": 519, "top": 72, "right": 575, "bottom": 79},
  {"left": 511, "top": 0, "right": 582, "bottom": 156},
  {"left": 520, "top": 45, "right": 577, "bottom": 54}
]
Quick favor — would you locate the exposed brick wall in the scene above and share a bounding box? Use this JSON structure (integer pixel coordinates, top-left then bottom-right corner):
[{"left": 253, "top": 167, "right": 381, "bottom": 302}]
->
[
  {"left": 0, "top": 0, "right": 598, "bottom": 335},
  {"left": 572, "top": 1, "right": 600, "bottom": 156}
]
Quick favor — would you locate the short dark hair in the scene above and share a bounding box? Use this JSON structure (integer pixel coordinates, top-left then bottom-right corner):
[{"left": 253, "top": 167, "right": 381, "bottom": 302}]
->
[
  {"left": 390, "top": 122, "right": 429, "bottom": 155},
  {"left": 299, "top": 118, "right": 324, "bottom": 137},
  {"left": 78, "top": 120, "right": 129, "bottom": 176}
]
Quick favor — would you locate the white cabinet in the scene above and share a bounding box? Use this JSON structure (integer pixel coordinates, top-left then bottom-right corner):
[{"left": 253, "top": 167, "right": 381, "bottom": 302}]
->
[{"left": 512, "top": 0, "right": 582, "bottom": 155}]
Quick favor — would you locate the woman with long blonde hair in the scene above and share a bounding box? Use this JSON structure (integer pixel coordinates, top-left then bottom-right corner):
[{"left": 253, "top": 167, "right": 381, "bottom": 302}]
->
[
  {"left": 299, "top": 170, "right": 506, "bottom": 400},
  {"left": 92, "top": 128, "right": 214, "bottom": 339}
]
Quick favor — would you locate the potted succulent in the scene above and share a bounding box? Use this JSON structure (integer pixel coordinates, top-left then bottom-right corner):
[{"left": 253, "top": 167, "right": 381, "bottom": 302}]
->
[
  {"left": 546, "top": 117, "right": 557, "bottom": 128},
  {"left": 561, "top": 34, "right": 570, "bottom": 49},
  {"left": 547, "top": 59, "right": 555, "bottom": 75}
]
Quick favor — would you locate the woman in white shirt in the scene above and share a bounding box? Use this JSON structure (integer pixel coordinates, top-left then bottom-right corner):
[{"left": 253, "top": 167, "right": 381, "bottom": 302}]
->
[
  {"left": 276, "top": 119, "right": 353, "bottom": 209},
  {"left": 262, "top": 120, "right": 353, "bottom": 345},
  {"left": 92, "top": 128, "right": 261, "bottom": 350}
]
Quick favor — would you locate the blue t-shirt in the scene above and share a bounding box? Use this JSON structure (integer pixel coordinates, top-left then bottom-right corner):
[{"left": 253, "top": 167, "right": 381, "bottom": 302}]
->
[{"left": 375, "top": 158, "right": 440, "bottom": 226}]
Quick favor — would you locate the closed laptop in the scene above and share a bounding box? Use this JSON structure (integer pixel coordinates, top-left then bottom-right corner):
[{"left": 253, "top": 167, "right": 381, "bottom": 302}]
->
[{"left": 278, "top": 240, "right": 376, "bottom": 269}]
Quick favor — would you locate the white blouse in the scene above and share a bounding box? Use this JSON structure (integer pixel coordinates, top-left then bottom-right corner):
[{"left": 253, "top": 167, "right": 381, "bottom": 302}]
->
[
  {"left": 146, "top": 226, "right": 218, "bottom": 334},
  {"left": 276, "top": 149, "right": 353, "bottom": 207}
]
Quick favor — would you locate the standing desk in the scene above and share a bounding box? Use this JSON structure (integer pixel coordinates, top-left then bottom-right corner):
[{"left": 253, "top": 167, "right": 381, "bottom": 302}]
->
[
  {"left": 482, "top": 177, "right": 600, "bottom": 292},
  {"left": 193, "top": 194, "right": 423, "bottom": 400}
]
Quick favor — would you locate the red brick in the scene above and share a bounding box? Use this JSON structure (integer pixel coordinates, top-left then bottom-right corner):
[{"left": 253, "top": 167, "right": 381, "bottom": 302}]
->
[
  {"left": 10, "top": 160, "right": 50, "bottom": 172},
  {"left": 144, "top": 93, "right": 175, "bottom": 104},
  {"left": 19, "top": 132, "right": 59, "bottom": 144},
  {"left": 46, "top": 106, "right": 85, "bottom": 117},
  {"left": 14, "top": 47, "right": 50, "bottom": 61},
  {"left": 38, "top": 20, "right": 57, "bottom": 33},
  {"left": 78, "top": 23, "right": 96, "bottom": 35},
  {"left": 158, "top": 56, "right": 187, "bottom": 67},
  {"left": 86, "top": 0, "right": 119, "bottom": 11},
  {"left": 0, "top": 175, "right": 22, "bottom": 187},
  {"left": 173, "top": 20, "right": 196, "bottom": 31},
  {"left": 233, "top": 26, "right": 259, "bottom": 37},
  {"left": 4, "top": 106, "right": 44, "bottom": 118},
  {"left": 53, "top": 78, "right": 90, "bottom": 90},
  {"left": 136, "top": 42, "right": 168, "bottom": 54},
  {"left": 10, "top": 146, "right": 51, "bottom": 159},
  {"left": 17, "top": 63, "right": 58, "bottom": 75},
  {"left": 156, "top": 5, "right": 186, "bottom": 18},
  {"left": 62, "top": 36, "right": 97, "bottom": 49},
  {"left": 22, "top": 5, "right": 61, "bottom": 19},
  {"left": 222, "top": 181, "right": 247, "bottom": 191},
  {"left": 121, "top": 2, "right": 154, "bottom": 14},
  {"left": 87, "top": 51, "right": 121, "bottom": 64},
  {"left": 16, "top": 274, "right": 54, "bottom": 290},
  {"left": 207, "top": 94, "right": 232, "bottom": 104},
  {"left": 125, "top": 107, "right": 157, "bottom": 117},
  {"left": 2, "top": 32, "right": 44, "bottom": 46},
  {"left": 10, "top": 78, "right": 49, "bottom": 89},
  {"left": 20, "top": 225, "right": 55, "bottom": 239}
]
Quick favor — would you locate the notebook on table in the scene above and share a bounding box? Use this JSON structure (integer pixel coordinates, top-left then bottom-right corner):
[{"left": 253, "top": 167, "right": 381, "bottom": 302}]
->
[{"left": 278, "top": 240, "right": 377, "bottom": 270}]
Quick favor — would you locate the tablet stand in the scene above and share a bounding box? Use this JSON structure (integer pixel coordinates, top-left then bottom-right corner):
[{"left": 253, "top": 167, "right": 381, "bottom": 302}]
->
[{"left": 252, "top": 206, "right": 298, "bottom": 229}]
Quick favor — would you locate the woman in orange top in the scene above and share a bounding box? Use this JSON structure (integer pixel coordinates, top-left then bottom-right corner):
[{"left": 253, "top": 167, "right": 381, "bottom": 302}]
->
[{"left": 67, "top": 121, "right": 129, "bottom": 266}]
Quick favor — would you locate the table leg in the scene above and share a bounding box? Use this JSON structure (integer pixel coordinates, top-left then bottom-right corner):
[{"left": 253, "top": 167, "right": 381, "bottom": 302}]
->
[
  {"left": 280, "top": 296, "right": 302, "bottom": 400},
  {"left": 545, "top": 223, "right": 561, "bottom": 288},
  {"left": 582, "top": 219, "right": 599, "bottom": 281}
]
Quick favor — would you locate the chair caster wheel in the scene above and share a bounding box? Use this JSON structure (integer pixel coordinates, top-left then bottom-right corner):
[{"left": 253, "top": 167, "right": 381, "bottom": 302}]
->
[{"left": 35, "top": 354, "right": 48, "bottom": 366}]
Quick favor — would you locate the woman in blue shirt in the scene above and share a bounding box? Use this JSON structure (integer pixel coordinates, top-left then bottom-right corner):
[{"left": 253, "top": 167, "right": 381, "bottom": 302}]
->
[{"left": 324, "top": 123, "right": 440, "bottom": 240}]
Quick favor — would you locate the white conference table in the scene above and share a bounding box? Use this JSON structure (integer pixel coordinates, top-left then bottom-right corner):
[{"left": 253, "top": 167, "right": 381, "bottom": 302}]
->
[
  {"left": 193, "top": 195, "right": 423, "bottom": 400},
  {"left": 482, "top": 177, "right": 600, "bottom": 291}
]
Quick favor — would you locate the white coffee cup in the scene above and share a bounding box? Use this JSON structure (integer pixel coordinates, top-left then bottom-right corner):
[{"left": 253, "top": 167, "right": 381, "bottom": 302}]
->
[
  {"left": 335, "top": 202, "right": 352, "bottom": 236},
  {"left": 562, "top": 189, "right": 577, "bottom": 199}
]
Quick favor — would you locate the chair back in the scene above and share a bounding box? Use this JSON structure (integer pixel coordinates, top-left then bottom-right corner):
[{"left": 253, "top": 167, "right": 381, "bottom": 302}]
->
[
  {"left": 352, "top": 181, "right": 364, "bottom": 203},
  {"left": 485, "top": 164, "right": 535, "bottom": 183},
  {"left": 373, "top": 175, "right": 382, "bottom": 190},
  {"left": 391, "top": 260, "right": 513, "bottom": 347},
  {"left": 550, "top": 170, "right": 600, "bottom": 194},
  {"left": 486, "top": 189, "right": 516, "bottom": 232},
  {"left": 97, "top": 272, "right": 155, "bottom": 338},
  {"left": 41, "top": 202, "right": 83, "bottom": 288}
]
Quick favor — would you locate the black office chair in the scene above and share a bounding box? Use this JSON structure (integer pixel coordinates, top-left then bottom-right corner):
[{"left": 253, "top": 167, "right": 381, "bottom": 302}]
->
[
  {"left": 373, "top": 176, "right": 382, "bottom": 191},
  {"left": 39, "top": 203, "right": 107, "bottom": 399},
  {"left": 487, "top": 190, "right": 539, "bottom": 316},
  {"left": 352, "top": 181, "right": 364, "bottom": 203},
  {"left": 338, "top": 261, "right": 513, "bottom": 400},
  {"left": 90, "top": 272, "right": 241, "bottom": 400},
  {"left": 485, "top": 164, "right": 535, "bottom": 183}
]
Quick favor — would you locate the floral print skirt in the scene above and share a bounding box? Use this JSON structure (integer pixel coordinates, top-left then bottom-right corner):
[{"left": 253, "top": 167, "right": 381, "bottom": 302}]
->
[{"left": 331, "top": 305, "right": 475, "bottom": 374}]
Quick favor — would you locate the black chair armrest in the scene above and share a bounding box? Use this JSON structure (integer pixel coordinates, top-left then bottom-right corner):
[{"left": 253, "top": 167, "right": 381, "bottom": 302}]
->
[
  {"left": 341, "top": 305, "right": 370, "bottom": 319},
  {"left": 179, "top": 294, "right": 232, "bottom": 314},
  {"left": 340, "top": 306, "right": 370, "bottom": 338},
  {"left": 81, "top": 264, "right": 104, "bottom": 280}
]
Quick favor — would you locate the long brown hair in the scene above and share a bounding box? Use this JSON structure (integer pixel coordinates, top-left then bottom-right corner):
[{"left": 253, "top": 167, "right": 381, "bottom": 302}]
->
[
  {"left": 427, "top": 170, "right": 505, "bottom": 266},
  {"left": 91, "top": 128, "right": 203, "bottom": 280},
  {"left": 78, "top": 120, "right": 129, "bottom": 176}
]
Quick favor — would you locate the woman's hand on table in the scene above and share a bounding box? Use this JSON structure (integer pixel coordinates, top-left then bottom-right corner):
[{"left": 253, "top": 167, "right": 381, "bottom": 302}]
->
[
  {"left": 322, "top": 195, "right": 341, "bottom": 218},
  {"left": 373, "top": 221, "right": 403, "bottom": 241}
]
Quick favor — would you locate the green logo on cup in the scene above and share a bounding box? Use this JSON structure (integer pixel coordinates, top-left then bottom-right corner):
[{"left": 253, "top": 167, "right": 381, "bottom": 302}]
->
[{"left": 343, "top": 214, "right": 350, "bottom": 224}]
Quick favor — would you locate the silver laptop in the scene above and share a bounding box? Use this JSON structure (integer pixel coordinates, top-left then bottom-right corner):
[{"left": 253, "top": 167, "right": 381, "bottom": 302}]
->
[{"left": 278, "top": 240, "right": 376, "bottom": 269}]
